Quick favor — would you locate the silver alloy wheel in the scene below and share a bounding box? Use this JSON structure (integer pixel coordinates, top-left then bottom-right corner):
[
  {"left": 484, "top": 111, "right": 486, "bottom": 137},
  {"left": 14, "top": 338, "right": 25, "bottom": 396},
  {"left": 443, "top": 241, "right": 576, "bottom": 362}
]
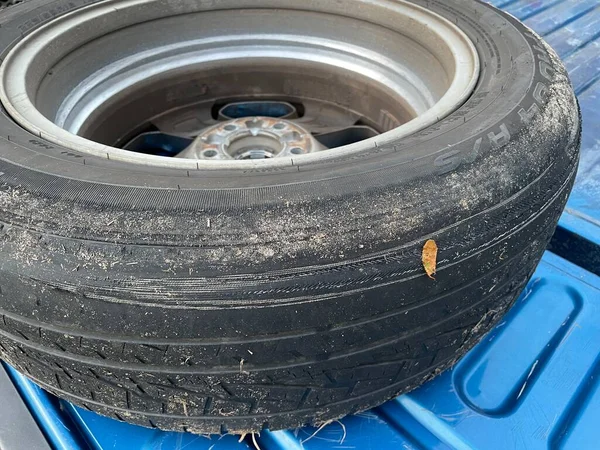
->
[{"left": 0, "top": 0, "right": 479, "bottom": 170}]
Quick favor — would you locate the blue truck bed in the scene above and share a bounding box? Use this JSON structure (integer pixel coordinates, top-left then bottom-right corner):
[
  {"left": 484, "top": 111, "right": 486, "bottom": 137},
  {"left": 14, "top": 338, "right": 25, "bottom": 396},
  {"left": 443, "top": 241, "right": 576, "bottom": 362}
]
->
[{"left": 4, "top": 0, "right": 600, "bottom": 448}]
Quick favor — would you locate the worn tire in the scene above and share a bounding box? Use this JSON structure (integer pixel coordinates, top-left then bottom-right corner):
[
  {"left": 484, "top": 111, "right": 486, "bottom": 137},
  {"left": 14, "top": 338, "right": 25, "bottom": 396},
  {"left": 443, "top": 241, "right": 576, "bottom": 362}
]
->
[
  {"left": 0, "top": 1, "right": 22, "bottom": 9},
  {"left": 0, "top": 0, "right": 580, "bottom": 434}
]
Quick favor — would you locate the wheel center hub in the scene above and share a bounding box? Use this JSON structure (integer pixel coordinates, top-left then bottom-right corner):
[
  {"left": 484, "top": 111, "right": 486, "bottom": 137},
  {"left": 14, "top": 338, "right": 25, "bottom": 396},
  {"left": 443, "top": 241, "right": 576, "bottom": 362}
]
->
[{"left": 176, "top": 117, "right": 324, "bottom": 160}]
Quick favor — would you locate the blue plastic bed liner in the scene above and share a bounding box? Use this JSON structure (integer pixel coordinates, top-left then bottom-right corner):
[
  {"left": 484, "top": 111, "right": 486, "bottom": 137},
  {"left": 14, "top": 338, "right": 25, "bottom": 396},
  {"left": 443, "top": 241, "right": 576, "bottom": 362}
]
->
[{"left": 7, "top": 252, "right": 600, "bottom": 450}]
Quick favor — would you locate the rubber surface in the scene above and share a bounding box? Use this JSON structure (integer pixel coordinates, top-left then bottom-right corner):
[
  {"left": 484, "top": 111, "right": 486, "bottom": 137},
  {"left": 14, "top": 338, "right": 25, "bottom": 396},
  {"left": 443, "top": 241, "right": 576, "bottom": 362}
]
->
[
  {"left": 529, "top": 0, "right": 600, "bottom": 275},
  {"left": 9, "top": 252, "right": 600, "bottom": 450},
  {"left": 263, "top": 253, "right": 600, "bottom": 450},
  {"left": 0, "top": 1, "right": 22, "bottom": 8},
  {"left": 0, "top": 0, "right": 581, "bottom": 434}
]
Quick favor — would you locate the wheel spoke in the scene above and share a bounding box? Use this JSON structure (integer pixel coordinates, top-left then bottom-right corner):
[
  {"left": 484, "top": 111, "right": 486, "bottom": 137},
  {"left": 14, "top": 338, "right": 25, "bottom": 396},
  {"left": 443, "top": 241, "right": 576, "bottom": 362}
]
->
[
  {"left": 293, "top": 100, "right": 361, "bottom": 134},
  {"left": 151, "top": 104, "right": 217, "bottom": 137},
  {"left": 122, "top": 132, "right": 193, "bottom": 157},
  {"left": 314, "top": 125, "right": 379, "bottom": 149}
]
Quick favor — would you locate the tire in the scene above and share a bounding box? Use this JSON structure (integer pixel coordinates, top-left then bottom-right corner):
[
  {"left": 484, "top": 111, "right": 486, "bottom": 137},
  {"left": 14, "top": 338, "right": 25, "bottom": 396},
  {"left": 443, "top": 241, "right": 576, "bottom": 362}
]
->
[
  {"left": 0, "top": 0, "right": 580, "bottom": 435},
  {"left": 0, "top": 1, "right": 22, "bottom": 9}
]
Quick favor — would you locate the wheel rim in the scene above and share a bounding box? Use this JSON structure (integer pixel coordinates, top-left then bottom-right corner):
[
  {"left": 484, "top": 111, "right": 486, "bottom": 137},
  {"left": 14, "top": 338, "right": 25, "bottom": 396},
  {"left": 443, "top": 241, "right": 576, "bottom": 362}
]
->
[{"left": 0, "top": 0, "right": 479, "bottom": 170}]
